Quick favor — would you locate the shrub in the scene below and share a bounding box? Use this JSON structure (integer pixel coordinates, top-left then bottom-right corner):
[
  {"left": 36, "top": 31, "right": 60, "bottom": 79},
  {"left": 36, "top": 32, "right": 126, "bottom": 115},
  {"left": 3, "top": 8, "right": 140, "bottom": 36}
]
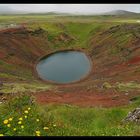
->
[{"left": 102, "top": 82, "right": 112, "bottom": 89}]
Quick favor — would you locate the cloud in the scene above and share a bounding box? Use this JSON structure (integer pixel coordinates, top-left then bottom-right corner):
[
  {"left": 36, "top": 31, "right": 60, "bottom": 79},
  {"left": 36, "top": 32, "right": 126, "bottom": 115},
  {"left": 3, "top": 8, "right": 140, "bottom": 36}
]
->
[{"left": 0, "top": 4, "right": 140, "bottom": 14}]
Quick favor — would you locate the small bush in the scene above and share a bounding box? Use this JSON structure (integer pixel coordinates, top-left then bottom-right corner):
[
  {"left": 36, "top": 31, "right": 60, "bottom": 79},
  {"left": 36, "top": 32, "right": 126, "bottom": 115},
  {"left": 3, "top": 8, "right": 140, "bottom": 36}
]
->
[
  {"left": 115, "top": 82, "right": 140, "bottom": 92},
  {"left": 102, "top": 82, "right": 112, "bottom": 89}
]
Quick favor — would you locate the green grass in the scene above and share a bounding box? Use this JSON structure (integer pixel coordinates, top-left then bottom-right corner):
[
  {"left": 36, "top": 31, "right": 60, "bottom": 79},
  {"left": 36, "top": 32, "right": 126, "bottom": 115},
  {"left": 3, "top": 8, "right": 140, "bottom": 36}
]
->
[
  {"left": 0, "top": 83, "right": 53, "bottom": 94},
  {"left": 0, "top": 95, "right": 140, "bottom": 136},
  {"left": 44, "top": 93, "right": 140, "bottom": 136},
  {"left": 0, "top": 95, "right": 57, "bottom": 136},
  {"left": 38, "top": 103, "right": 140, "bottom": 136}
]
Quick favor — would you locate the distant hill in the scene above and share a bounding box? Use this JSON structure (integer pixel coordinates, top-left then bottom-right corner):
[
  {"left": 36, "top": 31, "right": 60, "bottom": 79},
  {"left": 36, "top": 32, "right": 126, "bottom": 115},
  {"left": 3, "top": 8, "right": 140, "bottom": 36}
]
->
[
  {"left": 0, "top": 7, "right": 139, "bottom": 16},
  {"left": 26, "top": 12, "right": 72, "bottom": 16},
  {"left": 27, "top": 12, "right": 59, "bottom": 15},
  {"left": 0, "top": 9, "right": 72, "bottom": 16},
  {"left": 102, "top": 10, "right": 139, "bottom": 15}
]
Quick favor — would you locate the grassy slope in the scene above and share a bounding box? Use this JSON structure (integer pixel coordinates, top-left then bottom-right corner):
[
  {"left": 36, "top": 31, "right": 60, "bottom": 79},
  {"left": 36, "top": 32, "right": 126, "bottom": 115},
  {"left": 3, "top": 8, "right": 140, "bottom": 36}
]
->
[
  {"left": 89, "top": 23, "right": 140, "bottom": 83},
  {"left": 39, "top": 102, "right": 140, "bottom": 136}
]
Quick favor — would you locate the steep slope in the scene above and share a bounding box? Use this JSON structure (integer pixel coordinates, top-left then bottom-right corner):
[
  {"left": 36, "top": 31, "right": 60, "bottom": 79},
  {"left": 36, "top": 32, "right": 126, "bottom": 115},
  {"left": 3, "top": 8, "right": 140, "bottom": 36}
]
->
[
  {"left": 0, "top": 26, "right": 50, "bottom": 81},
  {"left": 89, "top": 23, "right": 140, "bottom": 83}
]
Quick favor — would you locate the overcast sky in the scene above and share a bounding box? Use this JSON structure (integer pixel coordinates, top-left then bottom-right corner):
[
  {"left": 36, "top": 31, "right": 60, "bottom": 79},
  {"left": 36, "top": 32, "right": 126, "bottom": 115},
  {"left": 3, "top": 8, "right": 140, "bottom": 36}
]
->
[{"left": 0, "top": 4, "right": 140, "bottom": 14}]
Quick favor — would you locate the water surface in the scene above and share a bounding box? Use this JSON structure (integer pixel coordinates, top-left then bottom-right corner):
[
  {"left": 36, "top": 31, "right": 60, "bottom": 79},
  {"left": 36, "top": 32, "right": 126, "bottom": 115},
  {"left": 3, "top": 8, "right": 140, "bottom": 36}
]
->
[{"left": 36, "top": 51, "right": 91, "bottom": 83}]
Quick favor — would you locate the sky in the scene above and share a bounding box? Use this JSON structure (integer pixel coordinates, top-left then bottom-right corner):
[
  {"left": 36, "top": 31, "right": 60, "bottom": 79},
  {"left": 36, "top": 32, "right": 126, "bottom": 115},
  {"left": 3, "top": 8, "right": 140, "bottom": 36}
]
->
[{"left": 0, "top": 4, "right": 140, "bottom": 14}]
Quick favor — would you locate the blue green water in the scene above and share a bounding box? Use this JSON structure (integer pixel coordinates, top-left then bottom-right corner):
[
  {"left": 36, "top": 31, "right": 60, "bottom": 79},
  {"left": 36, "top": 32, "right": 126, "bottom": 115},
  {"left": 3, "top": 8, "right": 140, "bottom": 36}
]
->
[{"left": 36, "top": 51, "right": 91, "bottom": 83}]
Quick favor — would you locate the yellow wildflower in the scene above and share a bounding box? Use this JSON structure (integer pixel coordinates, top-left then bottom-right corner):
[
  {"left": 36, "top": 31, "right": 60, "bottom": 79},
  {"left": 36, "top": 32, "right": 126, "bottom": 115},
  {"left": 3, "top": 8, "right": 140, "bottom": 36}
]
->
[
  {"left": 24, "top": 116, "right": 27, "bottom": 119},
  {"left": 21, "top": 125, "right": 24, "bottom": 129},
  {"left": 7, "top": 124, "right": 11, "bottom": 127},
  {"left": 3, "top": 119, "right": 8, "bottom": 124},
  {"left": 53, "top": 124, "right": 56, "bottom": 127},
  {"left": 13, "top": 128, "right": 17, "bottom": 131},
  {"left": 36, "top": 134, "right": 40, "bottom": 136},
  {"left": 36, "top": 119, "right": 39, "bottom": 122},
  {"left": 0, "top": 134, "right": 4, "bottom": 136},
  {"left": 35, "top": 131, "right": 40, "bottom": 134},
  {"left": 24, "top": 110, "right": 28, "bottom": 114},
  {"left": 43, "top": 127, "right": 49, "bottom": 130},
  {"left": 9, "top": 118, "right": 13, "bottom": 121},
  {"left": 18, "top": 121, "right": 22, "bottom": 124},
  {"left": 19, "top": 117, "right": 23, "bottom": 121},
  {"left": 28, "top": 107, "right": 31, "bottom": 110}
]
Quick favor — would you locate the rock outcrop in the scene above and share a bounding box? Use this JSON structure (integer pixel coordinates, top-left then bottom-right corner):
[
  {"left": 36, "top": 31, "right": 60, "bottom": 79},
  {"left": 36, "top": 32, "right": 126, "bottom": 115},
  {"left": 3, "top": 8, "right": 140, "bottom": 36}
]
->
[{"left": 123, "top": 107, "right": 140, "bottom": 123}]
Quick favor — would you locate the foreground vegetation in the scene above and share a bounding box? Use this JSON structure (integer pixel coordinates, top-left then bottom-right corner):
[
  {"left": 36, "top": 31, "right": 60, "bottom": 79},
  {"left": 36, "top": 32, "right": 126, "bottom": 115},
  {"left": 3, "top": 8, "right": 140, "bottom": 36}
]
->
[
  {"left": 0, "top": 95, "right": 57, "bottom": 136},
  {"left": 0, "top": 94, "right": 140, "bottom": 136}
]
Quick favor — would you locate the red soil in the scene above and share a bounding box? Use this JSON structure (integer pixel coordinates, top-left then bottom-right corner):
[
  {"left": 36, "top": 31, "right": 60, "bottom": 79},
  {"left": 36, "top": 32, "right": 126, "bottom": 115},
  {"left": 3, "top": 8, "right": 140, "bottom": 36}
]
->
[
  {"left": 0, "top": 26, "right": 24, "bottom": 33},
  {"left": 0, "top": 51, "right": 5, "bottom": 58},
  {"left": 128, "top": 56, "right": 140, "bottom": 64},
  {"left": 33, "top": 86, "right": 139, "bottom": 108}
]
